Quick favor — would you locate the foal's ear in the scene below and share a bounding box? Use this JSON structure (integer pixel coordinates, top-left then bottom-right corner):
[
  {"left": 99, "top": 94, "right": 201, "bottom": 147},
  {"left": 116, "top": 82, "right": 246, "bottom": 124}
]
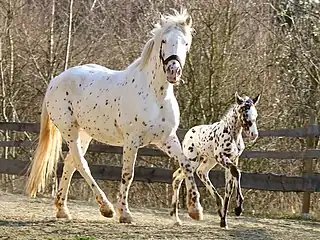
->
[
  {"left": 235, "top": 92, "right": 244, "bottom": 105},
  {"left": 252, "top": 94, "right": 261, "bottom": 105}
]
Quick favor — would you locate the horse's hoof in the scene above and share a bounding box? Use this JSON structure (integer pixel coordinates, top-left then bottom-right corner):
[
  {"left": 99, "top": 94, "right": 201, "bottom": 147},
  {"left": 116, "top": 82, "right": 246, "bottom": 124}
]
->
[
  {"left": 56, "top": 209, "right": 72, "bottom": 219},
  {"left": 100, "top": 204, "right": 115, "bottom": 218},
  {"left": 119, "top": 215, "right": 133, "bottom": 224},
  {"left": 188, "top": 208, "right": 203, "bottom": 220},
  {"left": 234, "top": 206, "right": 242, "bottom": 216}
]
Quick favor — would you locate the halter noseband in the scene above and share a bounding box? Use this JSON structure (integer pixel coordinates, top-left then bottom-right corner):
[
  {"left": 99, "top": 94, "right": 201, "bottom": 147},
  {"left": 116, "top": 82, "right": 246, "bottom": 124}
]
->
[{"left": 159, "top": 42, "right": 182, "bottom": 73}]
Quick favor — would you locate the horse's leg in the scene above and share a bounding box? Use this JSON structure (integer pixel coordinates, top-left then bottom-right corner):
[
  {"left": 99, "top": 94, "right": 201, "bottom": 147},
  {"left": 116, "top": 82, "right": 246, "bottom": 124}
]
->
[
  {"left": 196, "top": 161, "right": 224, "bottom": 219},
  {"left": 169, "top": 168, "right": 184, "bottom": 225},
  {"left": 55, "top": 130, "right": 92, "bottom": 219},
  {"left": 55, "top": 153, "right": 74, "bottom": 219},
  {"left": 117, "top": 139, "right": 140, "bottom": 224},
  {"left": 64, "top": 126, "right": 115, "bottom": 218},
  {"left": 157, "top": 134, "right": 203, "bottom": 221},
  {"left": 233, "top": 157, "right": 244, "bottom": 216}
]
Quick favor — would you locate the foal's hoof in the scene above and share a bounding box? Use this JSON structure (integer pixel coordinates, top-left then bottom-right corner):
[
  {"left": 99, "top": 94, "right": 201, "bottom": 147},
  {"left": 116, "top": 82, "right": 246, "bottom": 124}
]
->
[
  {"left": 174, "top": 220, "right": 182, "bottom": 226},
  {"left": 119, "top": 215, "right": 133, "bottom": 224},
  {"left": 169, "top": 209, "right": 175, "bottom": 216},
  {"left": 100, "top": 204, "right": 115, "bottom": 218},
  {"left": 220, "top": 219, "right": 228, "bottom": 229},
  {"left": 234, "top": 206, "right": 242, "bottom": 216},
  {"left": 188, "top": 208, "right": 203, "bottom": 221}
]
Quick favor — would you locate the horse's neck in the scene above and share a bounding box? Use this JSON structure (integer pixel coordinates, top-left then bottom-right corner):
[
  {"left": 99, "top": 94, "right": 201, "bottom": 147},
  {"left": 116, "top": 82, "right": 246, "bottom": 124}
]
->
[
  {"left": 224, "top": 107, "right": 243, "bottom": 140},
  {"left": 143, "top": 50, "right": 173, "bottom": 99}
]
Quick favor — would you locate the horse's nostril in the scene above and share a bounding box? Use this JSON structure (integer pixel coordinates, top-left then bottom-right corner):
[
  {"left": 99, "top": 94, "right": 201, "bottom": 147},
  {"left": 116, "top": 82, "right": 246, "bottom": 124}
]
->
[{"left": 177, "top": 68, "right": 181, "bottom": 75}]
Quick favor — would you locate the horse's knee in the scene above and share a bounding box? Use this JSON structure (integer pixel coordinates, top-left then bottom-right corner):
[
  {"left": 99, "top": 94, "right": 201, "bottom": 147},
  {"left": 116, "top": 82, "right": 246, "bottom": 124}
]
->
[{"left": 121, "top": 171, "right": 133, "bottom": 185}]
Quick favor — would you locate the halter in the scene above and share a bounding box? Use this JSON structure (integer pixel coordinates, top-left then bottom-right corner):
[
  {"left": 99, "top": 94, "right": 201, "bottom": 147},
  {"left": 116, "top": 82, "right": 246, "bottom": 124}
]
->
[{"left": 159, "top": 41, "right": 182, "bottom": 73}]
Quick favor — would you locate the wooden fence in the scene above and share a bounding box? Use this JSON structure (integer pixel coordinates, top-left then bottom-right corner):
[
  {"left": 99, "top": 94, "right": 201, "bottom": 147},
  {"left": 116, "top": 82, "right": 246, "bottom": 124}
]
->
[{"left": 0, "top": 121, "right": 320, "bottom": 217}]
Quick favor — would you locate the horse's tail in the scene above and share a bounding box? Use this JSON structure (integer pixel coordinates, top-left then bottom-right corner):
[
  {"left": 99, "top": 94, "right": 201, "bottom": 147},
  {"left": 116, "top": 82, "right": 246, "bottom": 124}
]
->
[{"left": 26, "top": 100, "right": 62, "bottom": 197}]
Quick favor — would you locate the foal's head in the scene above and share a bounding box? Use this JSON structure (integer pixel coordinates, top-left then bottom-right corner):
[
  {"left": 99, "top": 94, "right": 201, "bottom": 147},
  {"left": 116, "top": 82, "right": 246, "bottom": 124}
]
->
[
  {"left": 235, "top": 92, "right": 261, "bottom": 141},
  {"left": 154, "top": 9, "right": 193, "bottom": 84}
]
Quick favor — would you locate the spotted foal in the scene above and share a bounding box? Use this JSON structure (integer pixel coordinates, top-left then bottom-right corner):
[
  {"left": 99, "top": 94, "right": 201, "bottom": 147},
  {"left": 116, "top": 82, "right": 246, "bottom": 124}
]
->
[{"left": 170, "top": 92, "right": 260, "bottom": 227}]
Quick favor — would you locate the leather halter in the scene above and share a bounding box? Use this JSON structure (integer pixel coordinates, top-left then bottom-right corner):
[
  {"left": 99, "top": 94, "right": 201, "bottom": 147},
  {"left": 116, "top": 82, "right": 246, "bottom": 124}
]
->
[{"left": 159, "top": 41, "right": 182, "bottom": 73}]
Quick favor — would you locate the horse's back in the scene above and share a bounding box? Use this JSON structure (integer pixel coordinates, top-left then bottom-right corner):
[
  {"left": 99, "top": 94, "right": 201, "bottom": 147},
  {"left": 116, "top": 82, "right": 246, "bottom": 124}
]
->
[
  {"left": 44, "top": 64, "right": 125, "bottom": 142},
  {"left": 46, "top": 64, "right": 123, "bottom": 99}
]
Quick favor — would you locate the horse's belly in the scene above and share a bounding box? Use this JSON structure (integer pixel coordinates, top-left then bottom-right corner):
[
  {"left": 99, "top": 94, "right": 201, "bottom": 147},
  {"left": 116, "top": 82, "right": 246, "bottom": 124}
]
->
[{"left": 76, "top": 117, "right": 124, "bottom": 146}]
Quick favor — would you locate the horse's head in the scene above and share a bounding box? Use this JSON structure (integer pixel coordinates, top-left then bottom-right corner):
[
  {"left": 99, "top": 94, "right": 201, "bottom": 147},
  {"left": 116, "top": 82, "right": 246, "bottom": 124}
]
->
[
  {"left": 235, "top": 92, "right": 261, "bottom": 141},
  {"left": 157, "top": 9, "right": 193, "bottom": 84}
]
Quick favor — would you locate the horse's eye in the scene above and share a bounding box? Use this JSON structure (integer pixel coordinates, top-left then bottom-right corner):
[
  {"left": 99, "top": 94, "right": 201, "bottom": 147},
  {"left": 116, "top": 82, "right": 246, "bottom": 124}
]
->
[
  {"left": 162, "top": 39, "right": 166, "bottom": 44},
  {"left": 185, "top": 42, "right": 188, "bottom": 46}
]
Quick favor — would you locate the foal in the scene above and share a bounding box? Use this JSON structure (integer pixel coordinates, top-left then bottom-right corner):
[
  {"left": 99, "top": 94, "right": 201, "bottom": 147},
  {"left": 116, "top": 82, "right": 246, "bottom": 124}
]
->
[{"left": 170, "top": 92, "right": 260, "bottom": 227}]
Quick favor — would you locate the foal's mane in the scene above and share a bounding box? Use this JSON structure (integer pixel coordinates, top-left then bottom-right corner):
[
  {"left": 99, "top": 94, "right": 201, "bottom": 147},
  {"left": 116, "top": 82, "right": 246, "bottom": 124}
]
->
[
  {"left": 221, "top": 96, "right": 251, "bottom": 123},
  {"left": 126, "top": 9, "right": 193, "bottom": 71},
  {"left": 221, "top": 104, "right": 238, "bottom": 123}
]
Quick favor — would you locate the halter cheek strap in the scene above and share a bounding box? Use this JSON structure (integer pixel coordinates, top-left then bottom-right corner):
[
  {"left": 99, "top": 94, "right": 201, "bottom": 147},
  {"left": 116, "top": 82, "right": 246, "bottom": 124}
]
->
[{"left": 159, "top": 42, "right": 182, "bottom": 73}]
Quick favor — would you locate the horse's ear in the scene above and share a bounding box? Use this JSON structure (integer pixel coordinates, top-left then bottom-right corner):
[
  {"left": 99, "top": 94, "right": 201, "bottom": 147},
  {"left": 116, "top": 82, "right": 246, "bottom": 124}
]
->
[
  {"left": 140, "top": 39, "right": 154, "bottom": 69},
  {"left": 160, "top": 13, "right": 166, "bottom": 26},
  {"left": 235, "top": 92, "right": 244, "bottom": 105},
  {"left": 186, "top": 14, "right": 192, "bottom": 27},
  {"left": 252, "top": 94, "right": 261, "bottom": 105}
]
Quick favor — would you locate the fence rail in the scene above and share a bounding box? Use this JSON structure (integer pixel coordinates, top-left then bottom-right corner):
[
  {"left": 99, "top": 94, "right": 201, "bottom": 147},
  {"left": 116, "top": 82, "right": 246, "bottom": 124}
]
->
[
  {"left": 2, "top": 139, "right": 320, "bottom": 159},
  {"left": 0, "top": 159, "right": 319, "bottom": 192}
]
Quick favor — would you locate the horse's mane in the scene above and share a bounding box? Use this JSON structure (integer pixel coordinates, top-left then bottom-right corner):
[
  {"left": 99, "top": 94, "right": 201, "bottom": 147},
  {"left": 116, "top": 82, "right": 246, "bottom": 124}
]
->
[{"left": 126, "top": 8, "right": 193, "bottom": 71}]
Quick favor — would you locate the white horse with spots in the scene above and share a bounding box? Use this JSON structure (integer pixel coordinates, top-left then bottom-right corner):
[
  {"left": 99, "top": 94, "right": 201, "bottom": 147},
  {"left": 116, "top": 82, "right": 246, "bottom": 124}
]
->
[
  {"left": 170, "top": 92, "right": 260, "bottom": 227},
  {"left": 26, "top": 9, "right": 203, "bottom": 224}
]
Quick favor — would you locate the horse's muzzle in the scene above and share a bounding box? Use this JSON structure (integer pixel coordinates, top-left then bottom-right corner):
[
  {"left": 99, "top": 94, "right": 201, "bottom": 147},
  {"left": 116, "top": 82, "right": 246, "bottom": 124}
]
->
[{"left": 166, "top": 60, "right": 182, "bottom": 84}]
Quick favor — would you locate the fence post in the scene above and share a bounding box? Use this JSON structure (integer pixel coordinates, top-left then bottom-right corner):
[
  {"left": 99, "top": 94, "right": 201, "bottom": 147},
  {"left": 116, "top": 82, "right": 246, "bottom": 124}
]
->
[{"left": 301, "top": 114, "right": 317, "bottom": 218}]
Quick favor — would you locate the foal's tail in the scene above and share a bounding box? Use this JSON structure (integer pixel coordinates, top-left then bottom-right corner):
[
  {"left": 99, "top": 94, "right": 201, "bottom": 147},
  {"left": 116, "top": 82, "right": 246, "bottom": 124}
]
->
[{"left": 25, "top": 100, "right": 62, "bottom": 197}]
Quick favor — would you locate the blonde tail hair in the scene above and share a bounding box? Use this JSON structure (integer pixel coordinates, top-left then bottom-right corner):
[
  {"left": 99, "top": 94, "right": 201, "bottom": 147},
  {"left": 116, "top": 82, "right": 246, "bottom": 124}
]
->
[{"left": 26, "top": 100, "right": 62, "bottom": 197}]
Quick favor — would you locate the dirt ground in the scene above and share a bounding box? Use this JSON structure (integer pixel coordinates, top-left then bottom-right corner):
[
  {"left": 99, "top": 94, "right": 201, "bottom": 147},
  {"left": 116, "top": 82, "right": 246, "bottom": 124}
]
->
[{"left": 0, "top": 191, "right": 319, "bottom": 240}]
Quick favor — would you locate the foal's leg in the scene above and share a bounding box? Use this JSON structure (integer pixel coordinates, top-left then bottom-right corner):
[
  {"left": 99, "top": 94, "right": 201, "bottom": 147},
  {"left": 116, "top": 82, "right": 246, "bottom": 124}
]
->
[
  {"left": 55, "top": 131, "right": 91, "bottom": 219},
  {"left": 233, "top": 157, "right": 244, "bottom": 216},
  {"left": 64, "top": 127, "right": 115, "bottom": 219},
  {"left": 117, "top": 139, "right": 140, "bottom": 224},
  {"left": 196, "top": 161, "right": 224, "bottom": 218},
  {"left": 218, "top": 154, "right": 241, "bottom": 228},
  {"left": 221, "top": 168, "right": 234, "bottom": 228},
  {"left": 169, "top": 168, "right": 184, "bottom": 225},
  {"left": 157, "top": 134, "right": 203, "bottom": 220}
]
